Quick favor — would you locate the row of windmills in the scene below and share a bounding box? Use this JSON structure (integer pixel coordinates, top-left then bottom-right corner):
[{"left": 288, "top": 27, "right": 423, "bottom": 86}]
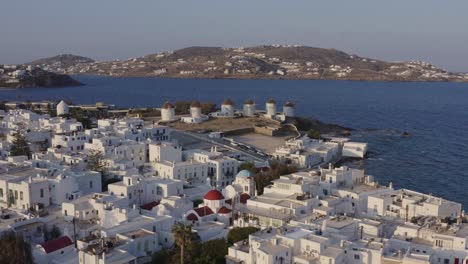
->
[{"left": 159, "top": 98, "right": 296, "bottom": 123}]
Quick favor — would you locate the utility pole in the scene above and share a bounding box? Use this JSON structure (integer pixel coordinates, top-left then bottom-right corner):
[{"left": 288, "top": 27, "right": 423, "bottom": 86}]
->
[
  {"left": 73, "top": 217, "right": 77, "bottom": 248},
  {"left": 138, "top": 189, "right": 142, "bottom": 214}
]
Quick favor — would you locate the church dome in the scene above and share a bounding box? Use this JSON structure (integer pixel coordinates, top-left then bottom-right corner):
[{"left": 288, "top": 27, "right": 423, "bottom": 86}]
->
[
  {"left": 204, "top": 190, "right": 225, "bottom": 200},
  {"left": 218, "top": 206, "right": 232, "bottom": 214},
  {"left": 237, "top": 169, "right": 252, "bottom": 178}
]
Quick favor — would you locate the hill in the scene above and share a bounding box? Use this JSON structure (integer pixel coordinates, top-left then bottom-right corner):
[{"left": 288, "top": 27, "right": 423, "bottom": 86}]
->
[
  {"left": 30, "top": 54, "right": 94, "bottom": 66},
  {"left": 0, "top": 65, "right": 82, "bottom": 88},
  {"left": 27, "top": 45, "right": 468, "bottom": 82}
]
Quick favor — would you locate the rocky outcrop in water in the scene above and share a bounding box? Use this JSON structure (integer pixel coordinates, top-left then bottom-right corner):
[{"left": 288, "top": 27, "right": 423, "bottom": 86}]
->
[{"left": 0, "top": 65, "right": 82, "bottom": 88}]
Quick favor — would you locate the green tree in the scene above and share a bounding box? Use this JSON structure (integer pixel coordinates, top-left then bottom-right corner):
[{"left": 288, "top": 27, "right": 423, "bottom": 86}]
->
[
  {"left": 174, "top": 101, "right": 191, "bottom": 115},
  {"left": 193, "top": 199, "right": 203, "bottom": 208},
  {"left": 86, "top": 150, "right": 108, "bottom": 175},
  {"left": 70, "top": 108, "right": 92, "bottom": 129},
  {"left": 239, "top": 162, "right": 256, "bottom": 174},
  {"left": 254, "top": 160, "right": 297, "bottom": 195},
  {"left": 201, "top": 102, "right": 217, "bottom": 114},
  {"left": 227, "top": 227, "right": 259, "bottom": 245},
  {"left": 172, "top": 222, "right": 193, "bottom": 264},
  {"left": 102, "top": 177, "right": 121, "bottom": 192},
  {"left": 152, "top": 249, "right": 173, "bottom": 264},
  {"left": 49, "top": 225, "right": 62, "bottom": 240},
  {"left": 7, "top": 191, "right": 15, "bottom": 207},
  {"left": 193, "top": 239, "right": 228, "bottom": 264},
  {"left": 10, "top": 130, "right": 31, "bottom": 157},
  {"left": 307, "top": 129, "right": 321, "bottom": 139},
  {"left": 0, "top": 231, "right": 34, "bottom": 264}
]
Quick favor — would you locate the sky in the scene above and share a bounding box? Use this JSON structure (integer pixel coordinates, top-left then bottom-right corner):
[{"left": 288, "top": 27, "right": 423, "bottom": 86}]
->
[{"left": 1, "top": 0, "right": 468, "bottom": 71}]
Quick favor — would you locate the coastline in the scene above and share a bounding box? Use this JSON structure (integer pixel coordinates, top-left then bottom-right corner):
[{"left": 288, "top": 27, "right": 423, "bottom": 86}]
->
[{"left": 68, "top": 73, "right": 468, "bottom": 83}]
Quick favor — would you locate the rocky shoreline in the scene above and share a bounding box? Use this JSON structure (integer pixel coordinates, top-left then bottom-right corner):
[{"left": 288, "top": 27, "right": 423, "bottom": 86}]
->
[{"left": 0, "top": 64, "right": 82, "bottom": 88}]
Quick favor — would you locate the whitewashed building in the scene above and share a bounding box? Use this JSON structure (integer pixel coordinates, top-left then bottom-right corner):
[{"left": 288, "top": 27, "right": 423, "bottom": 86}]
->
[
  {"left": 160, "top": 101, "right": 176, "bottom": 122},
  {"left": 243, "top": 99, "right": 256, "bottom": 117}
]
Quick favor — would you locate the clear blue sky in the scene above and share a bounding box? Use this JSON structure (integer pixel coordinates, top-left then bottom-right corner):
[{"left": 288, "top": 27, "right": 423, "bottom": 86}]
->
[{"left": 1, "top": 0, "right": 468, "bottom": 71}]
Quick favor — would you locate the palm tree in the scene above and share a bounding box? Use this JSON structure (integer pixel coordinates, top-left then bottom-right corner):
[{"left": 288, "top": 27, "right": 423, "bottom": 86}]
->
[
  {"left": 0, "top": 231, "right": 34, "bottom": 263},
  {"left": 172, "top": 222, "right": 193, "bottom": 264}
]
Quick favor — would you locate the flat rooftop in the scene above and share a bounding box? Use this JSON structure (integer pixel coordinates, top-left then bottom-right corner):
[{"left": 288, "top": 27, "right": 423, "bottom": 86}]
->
[
  {"left": 121, "top": 229, "right": 154, "bottom": 239},
  {"left": 340, "top": 184, "right": 381, "bottom": 194}
]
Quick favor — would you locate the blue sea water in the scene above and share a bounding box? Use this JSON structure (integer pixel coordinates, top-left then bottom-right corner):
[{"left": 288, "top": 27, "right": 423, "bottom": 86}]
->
[{"left": 1, "top": 76, "right": 468, "bottom": 206}]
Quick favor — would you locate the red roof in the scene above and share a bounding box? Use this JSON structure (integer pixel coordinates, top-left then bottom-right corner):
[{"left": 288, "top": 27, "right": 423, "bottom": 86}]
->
[
  {"left": 162, "top": 101, "right": 174, "bottom": 109},
  {"left": 140, "top": 201, "right": 160, "bottom": 211},
  {"left": 218, "top": 206, "right": 232, "bottom": 214},
  {"left": 244, "top": 99, "right": 255, "bottom": 105},
  {"left": 194, "top": 206, "right": 214, "bottom": 217},
  {"left": 204, "top": 190, "right": 224, "bottom": 200},
  {"left": 187, "top": 213, "right": 199, "bottom": 221},
  {"left": 41, "top": 236, "right": 73, "bottom": 254},
  {"left": 222, "top": 98, "right": 234, "bottom": 106},
  {"left": 240, "top": 193, "right": 251, "bottom": 204},
  {"left": 191, "top": 101, "right": 202, "bottom": 107}
]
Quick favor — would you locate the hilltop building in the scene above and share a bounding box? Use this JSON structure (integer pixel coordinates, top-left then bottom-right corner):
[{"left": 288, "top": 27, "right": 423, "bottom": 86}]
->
[
  {"left": 265, "top": 99, "right": 277, "bottom": 117},
  {"left": 56, "top": 100, "right": 69, "bottom": 116},
  {"left": 243, "top": 99, "right": 256, "bottom": 117},
  {"left": 160, "top": 101, "right": 176, "bottom": 122},
  {"left": 181, "top": 101, "right": 209, "bottom": 124},
  {"left": 283, "top": 101, "right": 295, "bottom": 117},
  {"left": 221, "top": 98, "right": 235, "bottom": 117}
]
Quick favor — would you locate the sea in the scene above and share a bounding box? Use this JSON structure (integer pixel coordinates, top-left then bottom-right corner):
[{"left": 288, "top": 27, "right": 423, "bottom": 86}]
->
[{"left": 1, "top": 75, "right": 468, "bottom": 207}]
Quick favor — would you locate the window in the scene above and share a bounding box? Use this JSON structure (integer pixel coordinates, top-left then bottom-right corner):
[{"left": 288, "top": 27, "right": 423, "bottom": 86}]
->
[
  {"left": 436, "top": 240, "right": 444, "bottom": 247},
  {"left": 0, "top": 188, "right": 3, "bottom": 197},
  {"left": 20, "top": 191, "right": 23, "bottom": 201},
  {"left": 40, "top": 189, "right": 44, "bottom": 198},
  {"left": 89, "top": 181, "right": 93, "bottom": 189},
  {"left": 354, "top": 254, "right": 360, "bottom": 260}
]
